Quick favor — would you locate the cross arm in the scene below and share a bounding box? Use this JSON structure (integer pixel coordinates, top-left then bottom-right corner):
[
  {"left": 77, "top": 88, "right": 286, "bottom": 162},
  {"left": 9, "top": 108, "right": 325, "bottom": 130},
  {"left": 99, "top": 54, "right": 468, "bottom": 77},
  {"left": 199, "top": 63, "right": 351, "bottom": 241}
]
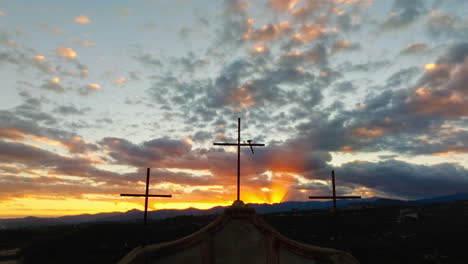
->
[
  {"left": 120, "top": 194, "right": 172, "bottom": 197},
  {"left": 213, "top": 143, "right": 265, "bottom": 146},
  {"left": 309, "top": 196, "right": 334, "bottom": 199}
]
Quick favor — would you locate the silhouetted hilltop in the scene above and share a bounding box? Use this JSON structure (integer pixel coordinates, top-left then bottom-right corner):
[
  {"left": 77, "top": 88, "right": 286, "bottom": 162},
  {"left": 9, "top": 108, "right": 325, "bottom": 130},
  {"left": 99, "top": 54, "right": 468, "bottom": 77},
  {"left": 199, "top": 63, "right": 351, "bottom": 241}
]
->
[{"left": 1, "top": 193, "right": 467, "bottom": 229}]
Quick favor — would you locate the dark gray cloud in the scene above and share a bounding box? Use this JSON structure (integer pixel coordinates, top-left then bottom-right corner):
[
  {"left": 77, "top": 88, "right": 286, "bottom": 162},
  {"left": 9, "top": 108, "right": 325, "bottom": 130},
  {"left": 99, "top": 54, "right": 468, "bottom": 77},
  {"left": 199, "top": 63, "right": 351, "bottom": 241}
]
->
[
  {"left": 0, "top": 103, "right": 98, "bottom": 154},
  {"left": 53, "top": 105, "right": 90, "bottom": 116},
  {"left": 337, "top": 159, "right": 468, "bottom": 199},
  {"left": 335, "top": 13, "right": 361, "bottom": 33},
  {"left": 169, "top": 52, "right": 209, "bottom": 74},
  {"left": 381, "top": 0, "right": 426, "bottom": 31},
  {"left": 133, "top": 53, "right": 163, "bottom": 68},
  {"left": 385, "top": 67, "right": 420, "bottom": 88},
  {"left": 99, "top": 137, "right": 192, "bottom": 168},
  {"left": 427, "top": 12, "right": 468, "bottom": 40},
  {"left": 334, "top": 81, "right": 356, "bottom": 93},
  {"left": 338, "top": 60, "right": 391, "bottom": 73}
]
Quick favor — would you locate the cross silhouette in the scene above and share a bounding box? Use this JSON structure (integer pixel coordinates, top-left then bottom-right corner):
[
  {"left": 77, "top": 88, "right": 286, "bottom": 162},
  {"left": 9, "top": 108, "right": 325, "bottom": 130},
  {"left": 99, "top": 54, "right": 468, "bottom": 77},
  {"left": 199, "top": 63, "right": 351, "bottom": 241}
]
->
[
  {"left": 309, "top": 170, "right": 361, "bottom": 212},
  {"left": 121, "top": 168, "right": 172, "bottom": 225},
  {"left": 213, "top": 118, "right": 265, "bottom": 201}
]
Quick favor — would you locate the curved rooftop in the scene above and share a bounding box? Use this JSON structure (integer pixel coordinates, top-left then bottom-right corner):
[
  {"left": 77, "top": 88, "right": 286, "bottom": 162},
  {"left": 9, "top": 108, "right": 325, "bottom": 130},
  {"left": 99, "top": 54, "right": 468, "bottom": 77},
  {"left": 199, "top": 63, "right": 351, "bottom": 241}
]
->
[{"left": 118, "top": 201, "right": 360, "bottom": 264}]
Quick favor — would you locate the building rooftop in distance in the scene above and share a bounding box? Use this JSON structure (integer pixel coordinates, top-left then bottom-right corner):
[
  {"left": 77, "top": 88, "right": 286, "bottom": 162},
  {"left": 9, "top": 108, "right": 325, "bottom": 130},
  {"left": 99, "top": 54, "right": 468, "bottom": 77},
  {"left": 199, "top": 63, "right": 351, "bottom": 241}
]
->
[{"left": 118, "top": 200, "right": 360, "bottom": 264}]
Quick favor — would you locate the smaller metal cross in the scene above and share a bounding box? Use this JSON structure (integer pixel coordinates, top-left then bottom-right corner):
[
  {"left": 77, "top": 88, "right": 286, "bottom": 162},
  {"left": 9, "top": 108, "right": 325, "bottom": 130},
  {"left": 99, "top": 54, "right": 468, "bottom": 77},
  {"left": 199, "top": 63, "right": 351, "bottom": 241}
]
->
[
  {"left": 309, "top": 170, "right": 361, "bottom": 212},
  {"left": 121, "top": 168, "right": 172, "bottom": 225}
]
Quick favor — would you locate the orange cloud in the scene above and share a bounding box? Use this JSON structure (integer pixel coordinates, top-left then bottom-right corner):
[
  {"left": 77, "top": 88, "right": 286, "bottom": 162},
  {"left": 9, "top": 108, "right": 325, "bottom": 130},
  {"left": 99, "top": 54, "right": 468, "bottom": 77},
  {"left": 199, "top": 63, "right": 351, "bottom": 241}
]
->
[
  {"left": 244, "top": 21, "right": 292, "bottom": 43},
  {"left": 424, "top": 63, "right": 437, "bottom": 71},
  {"left": 341, "top": 146, "right": 354, "bottom": 153},
  {"left": 0, "top": 10, "right": 5, "bottom": 16},
  {"left": 268, "top": 0, "right": 299, "bottom": 11},
  {"left": 51, "top": 77, "right": 60, "bottom": 84},
  {"left": 74, "top": 15, "right": 91, "bottom": 24},
  {"left": 335, "top": 0, "right": 372, "bottom": 5},
  {"left": 332, "top": 40, "right": 358, "bottom": 52},
  {"left": 55, "top": 46, "right": 78, "bottom": 59},
  {"left": 252, "top": 45, "right": 269, "bottom": 55},
  {"left": 34, "top": 55, "right": 45, "bottom": 61},
  {"left": 88, "top": 83, "right": 100, "bottom": 89},
  {"left": 352, "top": 127, "right": 385, "bottom": 138},
  {"left": 414, "top": 87, "right": 430, "bottom": 98},
  {"left": 230, "top": 86, "right": 255, "bottom": 110},
  {"left": 61, "top": 136, "right": 98, "bottom": 154},
  {"left": 0, "top": 128, "right": 26, "bottom": 140},
  {"left": 30, "top": 136, "right": 61, "bottom": 146},
  {"left": 410, "top": 91, "right": 465, "bottom": 117},
  {"left": 292, "top": 23, "right": 327, "bottom": 44},
  {"left": 115, "top": 77, "right": 126, "bottom": 84}
]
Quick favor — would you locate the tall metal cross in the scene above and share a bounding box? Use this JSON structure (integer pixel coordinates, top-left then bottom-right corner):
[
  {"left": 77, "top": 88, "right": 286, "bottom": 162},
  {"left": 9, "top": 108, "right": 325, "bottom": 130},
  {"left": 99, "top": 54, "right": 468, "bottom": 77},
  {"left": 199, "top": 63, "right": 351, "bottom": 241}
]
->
[
  {"left": 121, "top": 168, "right": 172, "bottom": 225},
  {"left": 309, "top": 170, "right": 361, "bottom": 212},
  {"left": 213, "top": 118, "right": 265, "bottom": 201}
]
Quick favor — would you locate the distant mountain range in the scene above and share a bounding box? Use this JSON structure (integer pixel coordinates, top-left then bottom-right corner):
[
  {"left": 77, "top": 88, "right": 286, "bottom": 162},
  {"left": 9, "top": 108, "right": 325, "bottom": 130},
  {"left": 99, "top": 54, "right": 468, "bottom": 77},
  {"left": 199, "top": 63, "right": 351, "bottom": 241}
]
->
[{"left": 1, "top": 193, "right": 467, "bottom": 230}]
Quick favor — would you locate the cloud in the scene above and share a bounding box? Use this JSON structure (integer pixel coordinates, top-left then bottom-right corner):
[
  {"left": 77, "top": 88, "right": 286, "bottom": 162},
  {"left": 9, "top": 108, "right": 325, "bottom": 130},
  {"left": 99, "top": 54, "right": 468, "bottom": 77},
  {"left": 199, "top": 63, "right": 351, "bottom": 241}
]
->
[
  {"left": 403, "top": 43, "right": 468, "bottom": 119},
  {"left": 170, "top": 52, "right": 210, "bottom": 74},
  {"left": 243, "top": 21, "right": 292, "bottom": 43},
  {"left": 71, "top": 39, "right": 96, "bottom": 47},
  {"left": 225, "top": 0, "right": 250, "bottom": 15},
  {"left": 0, "top": 33, "right": 55, "bottom": 75},
  {"left": 99, "top": 137, "right": 193, "bottom": 168},
  {"left": 291, "top": 23, "right": 329, "bottom": 44},
  {"left": 52, "top": 105, "right": 90, "bottom": 116},
  {"left": 0, "top": 10, "right": 5, "bottom": 16},
  {"left": 385, "top": 67, "right": 420, "bottom": 87},
  {"left": 0, "top": 140, "right": 84, "bottom": 168},
  {"left": 55, "top": 46, "right": 78, "bottom": 59},
  {"left": 179, "top": 27, "right": 192, "bottom": 39},
  {"left": 115, "top": 77, "right": 126, "bottom": 84},
  {"left": 267, "top": 0, "right": 299, "bottom": 12},
  {"left": 0, "top": 140, "right": 135, "bottom": 200},
  {"left": 427, "top": 10, "right": 468, "bottom": 39},
  {"left": 400, "top": 42, "right": 428, "bottom": 54},
  {"left": 290, "top": 1, "right": 329, "bottom": 22},
  {"left": 61, "top": 137, "right": 99, "bottom": 154},
  {"left": 331, "top": 40, "right": 360, "bottom": 53},
  {"left": 0, "top": 103, "right": 100, "bottom": 155},
  {"left": 380, "top": 0, "right": 426, "bottom": 31},
  {"left": 78, "top": 83, "right": 100, "bottom": 96},
  {"left": 337, "top": 159, "right": 468, "bottom": 199},
  {"left": 40, "top": 77, "right": 65, "bottom": 93},
  {"left": 334, "top": 81, "right": 356, "bottom": 93},
  {"left": 133, "top": 53, "right": 162, "bottom": 68},
  {"left": 74, "top": 15, "right": 91, "bottom": 24}
]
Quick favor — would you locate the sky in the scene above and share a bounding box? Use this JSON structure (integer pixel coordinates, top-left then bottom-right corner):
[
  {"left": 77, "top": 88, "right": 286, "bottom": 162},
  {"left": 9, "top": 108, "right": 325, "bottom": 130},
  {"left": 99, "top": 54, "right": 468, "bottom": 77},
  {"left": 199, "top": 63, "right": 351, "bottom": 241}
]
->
[{"left": 1, "top": 0, "right": 468, "bottom": 218}]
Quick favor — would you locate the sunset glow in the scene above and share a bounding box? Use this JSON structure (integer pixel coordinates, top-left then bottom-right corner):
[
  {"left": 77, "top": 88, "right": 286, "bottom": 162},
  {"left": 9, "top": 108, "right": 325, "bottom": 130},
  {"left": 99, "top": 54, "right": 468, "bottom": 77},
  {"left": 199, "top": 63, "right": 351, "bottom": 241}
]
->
[{"left": 424, "top": 63, "right": 437, "bottom": 71}]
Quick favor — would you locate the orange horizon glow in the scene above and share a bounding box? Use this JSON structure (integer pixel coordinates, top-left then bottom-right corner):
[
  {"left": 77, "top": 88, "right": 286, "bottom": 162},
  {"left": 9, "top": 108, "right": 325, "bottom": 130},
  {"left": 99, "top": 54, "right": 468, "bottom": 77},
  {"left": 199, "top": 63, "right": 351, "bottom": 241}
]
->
[{"left": 0, "top": 193, "right": 295, "bottom": 219}]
